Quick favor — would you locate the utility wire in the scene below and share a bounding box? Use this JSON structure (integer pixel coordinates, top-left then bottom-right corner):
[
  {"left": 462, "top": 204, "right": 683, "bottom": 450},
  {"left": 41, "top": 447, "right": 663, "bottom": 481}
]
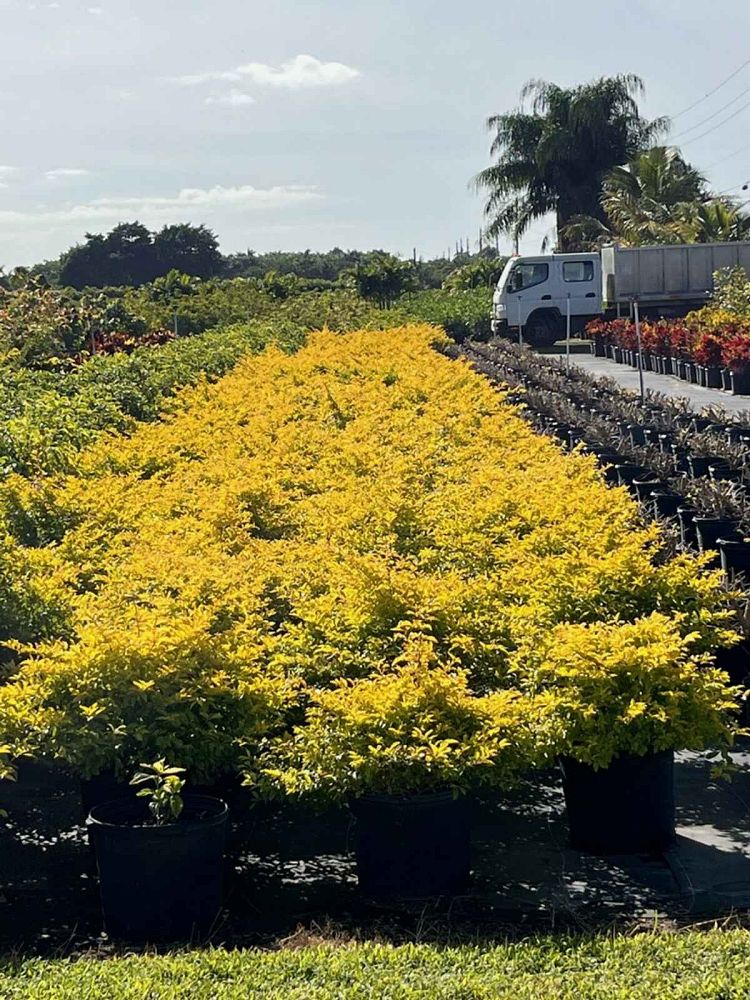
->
[
  {"left": 714, "top": 178, "right": 750, "bottom": 197},
  {"left": 680, "top": 97, "right": 750, "bottom": 147},
  {"left": 670, "top": 83, "right": 750, "bottom": 141},
  {"left": 670, "top": 56, "right": 750, "bottom": 120},
  {"left": 704, "top": 139, "right": 750, "bottom": 171}
]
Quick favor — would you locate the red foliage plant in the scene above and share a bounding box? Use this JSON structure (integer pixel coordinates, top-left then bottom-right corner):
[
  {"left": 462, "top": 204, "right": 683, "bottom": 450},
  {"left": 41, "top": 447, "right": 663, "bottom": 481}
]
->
[
  {"left": 721, "top": 333, "right": 750, "bottom": 373},
  {"left": 693, "top": 333, "right": 724, "bottom": 368}
]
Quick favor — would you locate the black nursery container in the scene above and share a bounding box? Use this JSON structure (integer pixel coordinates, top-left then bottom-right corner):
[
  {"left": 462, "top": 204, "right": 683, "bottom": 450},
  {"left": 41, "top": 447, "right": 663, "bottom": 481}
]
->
[
  {"left": 651, "top": 491, "right": 683, "bottom": 520},
  {"left": 677, "top": 506, "right": 698, "bottom": 549},
  {"left": 686, "top": 455, "right": 718, "bottom": 478},
  {"left": 88, "top": 794, "right": 228, "bottom": 941},
  {"left": 560, "top": 751, "right": 675, "bottom": 855},
  {"left": 694, "top": 516, "right": 740, "bottom": 554},
  {"left": 632, "top": 478, "right": 663, "bottom": 504},
  {"left": 350, "top": 792, "right": 470, "bottom": 899},
  {"left": 731, "top": 370, "right": 750, "bottom": 396},
  {"left": 615, "top": 464, "right": 648, "bottom": 488},
  {"left": 718, "top": 538, "right": 750, "bottom": 580}
]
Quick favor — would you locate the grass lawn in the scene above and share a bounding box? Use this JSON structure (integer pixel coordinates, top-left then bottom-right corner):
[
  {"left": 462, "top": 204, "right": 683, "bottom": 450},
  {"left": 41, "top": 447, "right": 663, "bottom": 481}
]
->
[{"left": 2, "top": 930, "right": 750, "bottom": 999}]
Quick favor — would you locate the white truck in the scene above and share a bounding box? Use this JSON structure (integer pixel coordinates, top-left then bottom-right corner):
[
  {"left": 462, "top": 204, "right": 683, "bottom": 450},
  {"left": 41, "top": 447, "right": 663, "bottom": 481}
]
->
[{"left": 491, "top": 241, "right": 750, "bottom": 347}]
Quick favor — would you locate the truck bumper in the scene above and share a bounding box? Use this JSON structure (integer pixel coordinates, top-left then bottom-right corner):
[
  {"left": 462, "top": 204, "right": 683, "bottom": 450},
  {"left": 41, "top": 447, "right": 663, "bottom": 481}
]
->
[{"left": 491, "top": 318, "right": 509, "bottom": 337}]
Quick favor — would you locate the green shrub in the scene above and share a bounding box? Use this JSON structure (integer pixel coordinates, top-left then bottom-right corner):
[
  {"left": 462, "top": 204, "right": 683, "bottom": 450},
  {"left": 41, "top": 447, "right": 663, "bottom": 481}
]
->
[{"left": 391, "top": 289, "right": 492, "bottom": 341}]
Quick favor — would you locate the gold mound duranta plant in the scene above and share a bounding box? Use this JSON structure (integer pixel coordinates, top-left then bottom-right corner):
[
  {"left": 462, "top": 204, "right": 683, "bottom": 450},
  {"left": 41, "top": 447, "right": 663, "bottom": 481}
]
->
[{"left": 0, "top": 324, "right": 741, "bottom": 785}]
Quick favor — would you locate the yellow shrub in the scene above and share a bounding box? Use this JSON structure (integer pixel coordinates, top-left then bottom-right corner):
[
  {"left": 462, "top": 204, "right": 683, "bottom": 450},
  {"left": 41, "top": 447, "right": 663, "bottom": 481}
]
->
[{"left": 0, "top": 325, "right": 740, "bottom": 782}]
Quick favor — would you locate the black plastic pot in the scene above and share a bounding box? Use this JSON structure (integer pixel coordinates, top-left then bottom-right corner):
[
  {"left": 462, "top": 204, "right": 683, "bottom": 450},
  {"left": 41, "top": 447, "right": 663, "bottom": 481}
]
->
[
  {"left": 714, "top": 643, "right": 750, "bottom": 725},
  {"left": 651, "top": 491, "right": 683, "bottom": 520},
  {"left": 694, "top": 516, "right": 740, "bottom": 554},
  {"left": 677, "top": 506, "right": 698, "bottom": 549},
  {"left": 709, "top": 463, "right": 743, "bottom": 484},
  {"left": 670, "top": 445, "right": 690, "bottom": 473},
  {"left": 721, "top": 368, "right": 732, "bottom": 391},
  {"left": 632, "top": 478, "right": 663, "bottom": 504},
  {"left": 657, "top": 432, "right": 674, "bottom": 454},
  {"left": 350, "top": 792, "right": 470, "bottom": 899},
  {"left": 705, "top": 366, "right": 723, "bottom": 389},
  {"left": 627, "top": 424, "right": 647, "bottom": 447},
  {"left": 585, "top": 448, "right": 622, "bottom": 465},
  {"left": 560, "top": 751, "right": 675, "bottom": 855},
  {"left": 687, "top": 454, "right": 717, "bottom": 478},
  {"left": 731, "top": 370, "right": 750, "bottom": 396},
  {"left": 615, "top": 464, "right": 648, "bottom": 487},
  {"left": 692, "top": 415, "right": 714, "bottom": 433},
  {"left": 88, "top": 794, "right": 228, "bottom": 941},
  {"left": 718, "top": 538, "right": 750, "bottom": 580},
  {"left": 726, "top": 426, "right": 744, "bottom": 444}
]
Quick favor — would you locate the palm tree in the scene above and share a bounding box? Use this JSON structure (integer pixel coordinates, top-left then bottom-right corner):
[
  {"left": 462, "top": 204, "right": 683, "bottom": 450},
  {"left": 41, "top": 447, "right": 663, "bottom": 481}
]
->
[
  {"left": 599, "top": 146, "right": 706, "bottom": 245},
  {"left": 474, "top": 75, "right": 667, "bottom": 251},
  {"left": 562, "top": 148, "right": 750, "bottom": 247},
  {"left": 675, "top": 199, "right": 750, "bottom": 242}
]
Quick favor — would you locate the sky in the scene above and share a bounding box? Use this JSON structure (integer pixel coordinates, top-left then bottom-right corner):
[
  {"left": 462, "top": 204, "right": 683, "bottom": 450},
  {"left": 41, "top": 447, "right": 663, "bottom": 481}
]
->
[{"left": 1, "top": 0, "right": 750, "bottom": 268}]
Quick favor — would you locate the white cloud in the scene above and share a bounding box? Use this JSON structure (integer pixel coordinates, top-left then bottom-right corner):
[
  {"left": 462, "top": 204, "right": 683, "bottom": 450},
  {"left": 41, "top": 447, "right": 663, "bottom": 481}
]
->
[
  {"left": 45, "top": 168, "right": 91, "bottom": 181},
  {"left": 171, "top": 54, "right": 360, "bottom": 90},
  {"left": 87, "top": 6, "right": 103, "bottom": 13},
  {"left": 205, "top": 90, "right": 256, "bottom": 107},
  {"left": 0, "top": 183, "right": 323, "bottom": 229},
  {"left": 0, "top": 166, "right": 17, "bottom": 188}
]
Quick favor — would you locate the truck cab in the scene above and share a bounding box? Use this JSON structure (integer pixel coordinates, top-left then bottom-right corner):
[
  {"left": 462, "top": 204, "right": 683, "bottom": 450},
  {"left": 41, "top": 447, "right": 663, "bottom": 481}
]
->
[{"left": 492, "top": 252, "right": 602, "bottom": 346}]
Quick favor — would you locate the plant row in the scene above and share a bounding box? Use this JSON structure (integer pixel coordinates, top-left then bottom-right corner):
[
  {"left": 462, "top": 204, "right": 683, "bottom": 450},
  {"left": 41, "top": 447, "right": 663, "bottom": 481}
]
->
[
  {"left": 459, "top": 339, "right": 750, "bottom": 581},
  {"left": 586, "top": 314, "right": 750, "bottom": 393},
  {"left": 0, "top": 325, "right": 738, "bottom": 791},
  {"left": 0, "top": 320, "right": 305, "bottom": 479}
]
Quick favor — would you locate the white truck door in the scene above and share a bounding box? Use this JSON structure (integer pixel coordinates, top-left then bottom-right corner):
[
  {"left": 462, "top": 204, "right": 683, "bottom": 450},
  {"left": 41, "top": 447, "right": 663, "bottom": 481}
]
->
[
  {"left": 560, "top": 258, "right": 601, "bottom": 319},
  {"left": 505, "top": 259, "right": 553, "bottom": 326}
]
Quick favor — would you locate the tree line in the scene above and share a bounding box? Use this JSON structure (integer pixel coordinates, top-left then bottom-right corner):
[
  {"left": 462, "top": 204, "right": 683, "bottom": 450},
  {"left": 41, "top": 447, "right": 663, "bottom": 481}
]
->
[{"left": 25, "top": 228, "right": 498, "bottom": 293}]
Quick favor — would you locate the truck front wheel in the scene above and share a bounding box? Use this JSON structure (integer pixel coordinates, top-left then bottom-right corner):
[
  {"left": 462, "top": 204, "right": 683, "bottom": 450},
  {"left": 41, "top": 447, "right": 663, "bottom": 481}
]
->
[{"left": 524, "top": 315, "right": 559, "bottom": 348}]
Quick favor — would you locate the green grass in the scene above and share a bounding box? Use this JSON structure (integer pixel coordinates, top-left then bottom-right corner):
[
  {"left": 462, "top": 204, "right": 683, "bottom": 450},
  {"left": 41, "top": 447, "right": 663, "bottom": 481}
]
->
[{"left": 3, "top": 930, "right": 750, "bottom": 998}]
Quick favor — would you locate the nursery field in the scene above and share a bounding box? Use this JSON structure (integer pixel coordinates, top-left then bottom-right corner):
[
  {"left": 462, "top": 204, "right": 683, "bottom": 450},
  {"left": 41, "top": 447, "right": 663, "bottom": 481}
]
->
[{"left": 1, "top": 315, "right": 750, "bottom": 970}]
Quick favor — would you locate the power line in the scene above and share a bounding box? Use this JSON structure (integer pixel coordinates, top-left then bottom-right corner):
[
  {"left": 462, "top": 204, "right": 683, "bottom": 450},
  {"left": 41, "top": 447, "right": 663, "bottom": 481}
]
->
[
  {"left": 670, "top": 83, "right": 750, "bottom": 141},
  {"left": 680, "top": 97, "right": 750, "bottom": 147},
  {"left": 704, "top": 139, "right": 750, "bottom": 171},
  {"left": 714, "top": 178, "right": 750, "bottom": 197},
  {"left": 670, "top": 56, "right": 750, "bottom": 120}
]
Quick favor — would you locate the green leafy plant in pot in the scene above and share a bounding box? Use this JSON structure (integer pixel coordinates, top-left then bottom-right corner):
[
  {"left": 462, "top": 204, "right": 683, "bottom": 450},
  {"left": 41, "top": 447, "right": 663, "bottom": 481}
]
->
[
  {"left": 248, "top": 638, "right": 558, "bottom": 900},
  {"left": 510, "top": 611, "right": 741, "bottom": 855},
  {"left": 87, "top": 759, "right": 228, "bottom": 942}
]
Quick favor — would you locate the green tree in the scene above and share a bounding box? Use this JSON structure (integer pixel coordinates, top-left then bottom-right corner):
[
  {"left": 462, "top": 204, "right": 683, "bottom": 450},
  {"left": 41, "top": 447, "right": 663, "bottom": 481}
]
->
[
  {"left": 475, "top": 75, "right": 666, "bottom": 251},
  {"left": 153, "top": 223, "right": 222, "bottom": 279},
  {"left": 348, "top": 253, "right": 416, "bottom": 306},
  {"left": 443, "top": 255, "right": 507, "bottom": 290},
  {"left": 60, "top": 222, "right": 157, "bottom": 288}
]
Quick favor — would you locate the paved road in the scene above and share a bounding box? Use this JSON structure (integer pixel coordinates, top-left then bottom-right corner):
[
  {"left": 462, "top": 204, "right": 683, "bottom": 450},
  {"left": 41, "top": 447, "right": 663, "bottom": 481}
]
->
[{"left": 545, "top": 352, "right": 750, "bottom": 415}]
